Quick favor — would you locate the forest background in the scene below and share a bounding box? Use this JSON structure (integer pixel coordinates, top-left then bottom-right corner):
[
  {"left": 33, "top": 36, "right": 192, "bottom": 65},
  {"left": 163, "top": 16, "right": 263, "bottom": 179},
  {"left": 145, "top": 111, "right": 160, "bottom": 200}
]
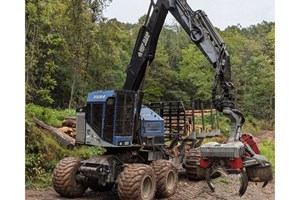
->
[{"left": 25, "top": 0, "right": 275, "bottom": 121}]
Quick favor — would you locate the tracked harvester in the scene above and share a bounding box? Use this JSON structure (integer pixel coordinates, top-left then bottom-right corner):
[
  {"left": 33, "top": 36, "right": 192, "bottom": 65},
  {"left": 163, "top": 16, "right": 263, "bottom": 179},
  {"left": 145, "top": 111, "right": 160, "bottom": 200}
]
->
[{"left": 52, "top": 0, "right": 272, "bottom": 199}]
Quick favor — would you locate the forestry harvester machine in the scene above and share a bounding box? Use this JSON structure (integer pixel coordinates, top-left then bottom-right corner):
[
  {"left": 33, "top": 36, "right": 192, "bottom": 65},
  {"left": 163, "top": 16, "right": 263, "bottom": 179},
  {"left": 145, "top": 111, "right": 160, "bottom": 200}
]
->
[{"left": 53, "top": 0, "right": 273, "bottom": 199}]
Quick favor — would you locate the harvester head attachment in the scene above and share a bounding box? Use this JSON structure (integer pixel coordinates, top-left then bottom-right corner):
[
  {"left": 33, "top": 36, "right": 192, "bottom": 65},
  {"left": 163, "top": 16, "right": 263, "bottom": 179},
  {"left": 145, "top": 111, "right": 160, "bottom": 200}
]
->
[
  {"left": 246, "top": 162, "right": 273, "bottom": 188},
  {"left": 203, "top": 165, "right": 249, "bottom": 197}
]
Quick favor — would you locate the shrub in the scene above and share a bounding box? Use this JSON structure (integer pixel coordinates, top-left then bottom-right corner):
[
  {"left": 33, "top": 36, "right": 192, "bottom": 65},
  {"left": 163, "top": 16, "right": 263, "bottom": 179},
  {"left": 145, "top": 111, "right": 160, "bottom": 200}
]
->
[{"left": 26, "top": 103, "right": 75, "bottom": 127}]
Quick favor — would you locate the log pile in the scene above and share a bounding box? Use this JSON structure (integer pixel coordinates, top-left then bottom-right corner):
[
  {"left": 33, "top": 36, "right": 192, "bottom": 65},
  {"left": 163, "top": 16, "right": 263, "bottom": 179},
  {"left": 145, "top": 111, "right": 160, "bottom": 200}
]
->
[
  {"left": 33, "top": 118, "right": 76, "bottom": 149},
  {"left": 60, "top": 118, "right": 76, "bottom": 138},
  {"left": 185, "top": 109, "right": 214, "bottom": 117},
  {"left": 57, "top": 127, "right": 76, "bottom": 138},
  {"left": 62, "top": 118, "right": 76, "bottom": 128}
]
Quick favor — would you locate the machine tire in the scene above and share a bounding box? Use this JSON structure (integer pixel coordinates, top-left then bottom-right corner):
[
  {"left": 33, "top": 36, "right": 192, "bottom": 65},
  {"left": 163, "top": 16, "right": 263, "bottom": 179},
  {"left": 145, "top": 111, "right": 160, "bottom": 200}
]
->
[
  {"left": 117, "top": 164, "right": 156, "bottom": 200},
  {"left": 52, "top": 157, "right": 87, "bottom": 198},
  {"left": 151, "top": 160, "right": 178, "bottom": 198}
]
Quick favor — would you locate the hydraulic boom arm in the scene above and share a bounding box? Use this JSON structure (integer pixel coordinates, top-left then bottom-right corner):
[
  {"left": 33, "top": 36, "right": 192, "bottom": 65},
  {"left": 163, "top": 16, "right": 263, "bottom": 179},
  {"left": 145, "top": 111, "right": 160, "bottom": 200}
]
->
[{"left": 123, "top": 0, "right": 234, "bottom": 111}]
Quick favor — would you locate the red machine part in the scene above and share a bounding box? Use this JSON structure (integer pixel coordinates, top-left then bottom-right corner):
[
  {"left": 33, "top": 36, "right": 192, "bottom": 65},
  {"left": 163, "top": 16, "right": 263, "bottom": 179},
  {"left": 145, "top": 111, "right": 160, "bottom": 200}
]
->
[
  {"left": 240, "top": 133, "right": 260, "bottom": 155},
  {"left": 227, "top": 158, "right": 243, "bottom": 170},
  {"left": 199, "top": 134, "right": 260, "bottom": 171},
  {"left": 199, "top": 157, "right": 243, "bottom": 170},
  {"left": 199, "top": 158, "right": 211, "bottom": 168}
]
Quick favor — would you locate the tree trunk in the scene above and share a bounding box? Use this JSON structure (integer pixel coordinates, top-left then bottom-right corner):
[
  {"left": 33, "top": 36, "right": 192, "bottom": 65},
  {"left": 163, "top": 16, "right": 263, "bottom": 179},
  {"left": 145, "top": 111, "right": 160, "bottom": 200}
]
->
[
  {"left": 68, "top": 71, "right": 76, "bottom": 109},
  {"left": 269, "top": 92, "right": 274, "bottom": 121},
  {"left": 33, "top": 118, "right": 75, "bottom": 149}
]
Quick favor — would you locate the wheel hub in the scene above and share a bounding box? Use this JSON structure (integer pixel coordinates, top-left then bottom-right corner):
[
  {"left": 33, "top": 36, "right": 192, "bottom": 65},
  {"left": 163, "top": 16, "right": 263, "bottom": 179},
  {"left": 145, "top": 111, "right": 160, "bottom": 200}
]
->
[
  {"left": 166, "top": 171, "right": 175, "bottom": 191},
  {"left": 142, "top": 176, "right": 152, "bottom": 199}
]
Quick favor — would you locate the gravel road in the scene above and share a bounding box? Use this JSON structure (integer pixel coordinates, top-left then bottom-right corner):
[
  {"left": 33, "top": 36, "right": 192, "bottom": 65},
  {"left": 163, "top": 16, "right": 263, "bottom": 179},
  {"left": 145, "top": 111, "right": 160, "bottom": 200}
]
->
[{"left": 26, "top": 173, "right": 274, "bottom": 200}]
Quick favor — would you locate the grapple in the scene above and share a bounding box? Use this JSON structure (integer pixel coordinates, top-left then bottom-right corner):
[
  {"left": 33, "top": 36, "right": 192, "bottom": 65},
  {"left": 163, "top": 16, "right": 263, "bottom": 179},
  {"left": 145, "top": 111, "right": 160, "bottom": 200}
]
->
[{"left": 199, "top": 135, "right": 273, "bottom": 196}]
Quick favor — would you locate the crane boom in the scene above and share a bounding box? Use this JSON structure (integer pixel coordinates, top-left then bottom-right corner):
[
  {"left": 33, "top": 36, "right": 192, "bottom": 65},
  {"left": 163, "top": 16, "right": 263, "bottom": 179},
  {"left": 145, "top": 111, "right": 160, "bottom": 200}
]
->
[{"left": 123, "top": 0, "right": 234, "bottom": 113}]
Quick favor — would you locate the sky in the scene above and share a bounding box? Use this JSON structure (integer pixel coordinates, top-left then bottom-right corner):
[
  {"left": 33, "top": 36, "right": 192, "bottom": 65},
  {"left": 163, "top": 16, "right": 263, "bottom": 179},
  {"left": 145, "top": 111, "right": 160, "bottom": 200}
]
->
[{"left": 104, "top": 0, "right": 275, "bottom": 30}]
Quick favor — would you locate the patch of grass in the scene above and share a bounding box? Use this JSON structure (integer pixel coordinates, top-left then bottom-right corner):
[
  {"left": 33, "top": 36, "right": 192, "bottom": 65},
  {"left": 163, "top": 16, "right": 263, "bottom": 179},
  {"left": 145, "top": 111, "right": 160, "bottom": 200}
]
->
[
  {"left": 70, "top": 145, "right": 104, "bottom": 160},
  {"left": 25, "top": 171, "right": 53, "bottom": 189},
  {"left": 198, "top": 191, "right": 207, "bottom": 198},
  {"left": 215, "top": 177, "right": 231, "bottom": 184},
  {"left": 26, "top": 103, "right": 75, "bottom": 127},
  {"left": 258, "top": 139, "right": 275, "bottom": 173},
  {"left": 257, "top": 120, "right": 275, "bottom": 131},
  {"left": 178, "top": 181, "right": 189, "bottom": 187}
]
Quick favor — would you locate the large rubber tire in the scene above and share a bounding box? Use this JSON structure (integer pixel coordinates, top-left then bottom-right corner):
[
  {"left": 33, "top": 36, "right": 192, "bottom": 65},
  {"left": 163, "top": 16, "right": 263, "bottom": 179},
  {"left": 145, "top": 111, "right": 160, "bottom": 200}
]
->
[
  {"left": 151, "top": 160, "right": 178, "bottom": 198},
  {"left": 185, "top": 148, "right": 206, "bottom": 180},
  {"left": 52, "top": 157, "right": 87, "bottom": 198},
  {"left": 117, "top": 164, "right": 156, "bottom": 200}
]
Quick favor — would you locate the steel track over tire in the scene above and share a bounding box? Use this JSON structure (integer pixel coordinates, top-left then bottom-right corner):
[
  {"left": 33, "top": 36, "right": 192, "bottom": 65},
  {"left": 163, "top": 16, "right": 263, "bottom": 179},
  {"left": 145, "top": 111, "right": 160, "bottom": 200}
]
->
[
  {"left": 185, "top": 148, "right": 221, "bottom": 181},
  {"left": 151, "top": 160, "right": 178, "bottom": 198},
  {"left": 117, "top": 164, "right": 156, "bottom": 200},
  {"left": 52, "top": 157, "right": 87, "bottom": 198},
  {"left": 185, "top": 148, "right": 206, "bottom": 180}
]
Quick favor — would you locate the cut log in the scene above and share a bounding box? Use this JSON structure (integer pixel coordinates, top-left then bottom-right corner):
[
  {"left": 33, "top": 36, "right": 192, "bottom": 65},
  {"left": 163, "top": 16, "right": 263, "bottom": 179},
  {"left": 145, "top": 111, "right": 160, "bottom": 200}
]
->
[
  {"left": 62, "top": 117, "right": 76, "bottom": 128},
  {"left": 57, "top": 127, "right": 76, "bottom": 139},
  {"left": 57, "top": 126, "right": 74, "bottom": 133},
  {"left": 33, "top": 118, "right": 75, "bottom": 149}
]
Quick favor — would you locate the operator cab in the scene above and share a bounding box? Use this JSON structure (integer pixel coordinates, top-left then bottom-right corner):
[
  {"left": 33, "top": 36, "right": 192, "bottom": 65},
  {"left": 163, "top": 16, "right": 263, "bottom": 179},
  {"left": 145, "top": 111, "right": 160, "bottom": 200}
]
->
[
  {"left": 76, "top": 90, "right": 165, "bottom": 147},
  {"left": 76, "top": 90, "right": 136, "bottom": 147}
]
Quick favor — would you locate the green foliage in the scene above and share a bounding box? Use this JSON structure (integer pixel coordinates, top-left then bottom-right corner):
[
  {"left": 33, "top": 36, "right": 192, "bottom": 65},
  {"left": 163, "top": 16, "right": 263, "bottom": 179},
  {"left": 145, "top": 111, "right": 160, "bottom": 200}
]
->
[
  {"left": 144, "top": 43, "right": 175, "bottom": 102},
  {"left": 26, "top": 0, "right": 124, "bottom": 108},
  {"left": 25, "top": 0, "right": 275, "bottom": 123},
  {"left": 25, "top": 0, "right": 65, "bottom": 106},
  {"left": 26, "top": 103, "right": 75, "bottom": 126},
  {"left": 25, "top": 119, "right": 68, "bottom": 189},
  {"left": 259, "top": 139, "right": 275, "bottom": 173},
  {"left": 70, "top": 145, "right": 104, "bottom": 159},
  {"left": 194, "top": 114, "right": 230, "bottom": 138},
  {"left": 240, "top": 54, "right": 275, "bottom": 121},
  {"left": 178, "top": 44, "right": 214, "bottom": 102},
  {"left": 216, "top": 177, "right": 232, "bottom": 185}
]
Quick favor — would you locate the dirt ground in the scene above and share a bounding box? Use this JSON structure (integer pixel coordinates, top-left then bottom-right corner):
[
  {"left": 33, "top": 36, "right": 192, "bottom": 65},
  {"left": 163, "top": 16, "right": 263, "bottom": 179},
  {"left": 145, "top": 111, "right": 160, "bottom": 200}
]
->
[{"left": 26, "top": 171, "right": 274, "bottom": 200}]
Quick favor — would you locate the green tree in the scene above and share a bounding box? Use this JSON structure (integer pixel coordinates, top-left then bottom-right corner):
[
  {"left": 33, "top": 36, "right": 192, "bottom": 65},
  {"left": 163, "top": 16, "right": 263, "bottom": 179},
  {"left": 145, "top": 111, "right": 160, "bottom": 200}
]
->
[
  {"left": 241, "top": 55, "right": 274, "bottom": 120},
  {"left": 221, "top": 26, "right": 263, "bottom": 109},
  {"left": 26, "top": 0, "right": 115, "bottom": 108},
  {"left": 26, "top": 0, "right": 65, "bottom": 106},
  {"left": 178, "top": 44, "right": 215, "bottom": 103},
  {"left": 25, "top": 0, "right": 275, "bottom": 123}
]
